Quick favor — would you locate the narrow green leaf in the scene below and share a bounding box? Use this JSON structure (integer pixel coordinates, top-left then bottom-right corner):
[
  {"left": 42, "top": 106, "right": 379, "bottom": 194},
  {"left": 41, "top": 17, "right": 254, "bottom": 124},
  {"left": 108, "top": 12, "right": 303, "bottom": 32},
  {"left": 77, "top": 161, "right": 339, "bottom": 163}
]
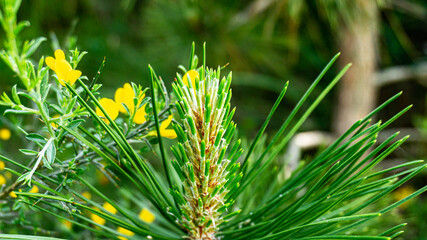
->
[
  {"left": 26, "top": 133, "right": 47, "bottom": 144},
  {"left": 45, "top": 139, "right": 56, "bottom": 165},
  {"left": 19, "top": 149, "right": 38, "bottom": 155},
  {"left": 148, "top": 65, "right": 173, "bottom": 190},
  {"left": 0, "top": 234, "right": 65, "bottom": 240}
]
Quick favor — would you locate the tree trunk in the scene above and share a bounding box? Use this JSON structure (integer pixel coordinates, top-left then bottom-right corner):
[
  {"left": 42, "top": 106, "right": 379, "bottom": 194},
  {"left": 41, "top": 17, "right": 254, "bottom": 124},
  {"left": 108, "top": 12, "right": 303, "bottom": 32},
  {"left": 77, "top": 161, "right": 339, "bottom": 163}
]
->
[{"left": 334, "top": 1, "right": 378, "bottom": 135}]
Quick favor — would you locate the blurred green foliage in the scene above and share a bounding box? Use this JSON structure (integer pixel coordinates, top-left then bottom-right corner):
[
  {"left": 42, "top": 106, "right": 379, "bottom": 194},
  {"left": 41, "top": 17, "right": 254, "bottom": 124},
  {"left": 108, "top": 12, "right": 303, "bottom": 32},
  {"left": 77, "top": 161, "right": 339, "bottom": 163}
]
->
[{"left": 0, "top": 0, "right": 425, "bottom": 135}]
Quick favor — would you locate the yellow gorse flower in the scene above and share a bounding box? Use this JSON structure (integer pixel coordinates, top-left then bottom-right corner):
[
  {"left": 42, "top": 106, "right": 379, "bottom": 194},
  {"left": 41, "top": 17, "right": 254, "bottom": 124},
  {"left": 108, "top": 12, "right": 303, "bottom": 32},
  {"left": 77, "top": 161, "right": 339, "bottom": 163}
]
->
[
  {"left": 46, "top": 49, "right": 82, "bottom": 86},
  {"left": 95, "top": 83, "right": 147, "bottom": 125},
  {"left": 0, "top": 174, "right": 5, "bottom": 185},
  {"left": 114, "top": 83, "right": 147, "bottom": 124},
  {"left": 29, "top": 185, "right": 39, "bottom": 193},
  {"left": 0, "top": 128, "right": 11, "bottom": 140},
  {"left": 91, "top": 207, "right": 106, "bottom": 225},
  {"left": 10, "top": 189, "right": 22, "bottom": 198},
  {"left": 62, "top": 219, "right": 73, "bottom": 230},
  {"left": 9, "top": 191, "right": 17, "bottom": 198},
  {"left": 9, "top": 185, "right": 39, "bottom": 196},
  {"left": 147, "top": 115, "right": 177, "bottom": 139},
  {"left": 133, "top": 106, "right": 147, "bottom": 124},
  {"left": 96, "top": 98, "right": 119, "bottom": 124},
  {"left": 82, "top": 191, "right": 92, "bottom": 201},
  {"left": 102, "top": 202, "right": 117, "bottom": 215},
  {"left": 115, "top": 83, "right": 138, "bottom": 113},
  {"left": 90, "top": 202, "right": 117, "bottom": 226},
  {"left": 393, "top": 185, "right": 415, "bottom": 208},
  {"left": 0, "top": 160, "right": 5, "bottom": 170},
  {"left": 50, "top": 114, "right": 61, "bottom": 128},
  {"left": 183, "top": 70, "right": 199, "bottom": 88},
  {"left": 117, "top": 227, "right": 135, "bottom": 240},
  {"left": 139, "top": 208, "right": 155, "bottom": 223}
]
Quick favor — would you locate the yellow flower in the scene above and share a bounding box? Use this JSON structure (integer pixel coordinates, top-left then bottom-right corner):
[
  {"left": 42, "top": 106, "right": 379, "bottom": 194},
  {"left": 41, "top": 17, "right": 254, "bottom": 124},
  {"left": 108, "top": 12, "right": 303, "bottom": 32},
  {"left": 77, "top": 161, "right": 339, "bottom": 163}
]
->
[
  {"left": 0, "top": 160, "right": 4, "bottom": 170},
  {"left": 133, "top": 105, "right": 147, "bottom": 124},
  {"left": 29, "top": 185, "right": 39, "bottom": 193},
  {"left": 90, "top": 202, "right": 117, "bottom": 226},
  {"left": 91, "top": 207, "right": 106, "bottom": 225},
  {"left": 50, "top": 114, "right": 61, "bottom": 128},
  {"left": 96, "top": 98, "right": 119, "bottom": 124},
  {"left": 139, "top": 208, "right": 155, "bottom": 223},
  {"left": 115, "top": 83, "right": 137, "bottom": 113},
  {"left": 0, "top": 128, "right": 11, "bottom": 140},
  {"left": 147, "top": 115, "right": 177, "bottom": 139},
  {"left": 0, "top": 174, "right": 5, "bottom": 185},
  {"left": 114, "top": 83, "right": 147, "bottom": 124},
  {"left": 393, "top": 185, "right": 415, "bottom": 208},
  {"left": 103, "top": 202, "right": 117, "bottom": 215},
  {"left": 9, "top": 186, "right": 38, "bottom": 197},
  {"left": 10, "top": 189, "right": 21, "bottom": 198},
  {"left": 82, "top": 191, "right": 92, "bottom": 200},
  {"left": 5, "top": 172, "right": 12, "bottom": 179},
  {"left": 62, "top": 219, "right": 73, "bottom": 230},
  {"left": 182, "top": 70, "right": 199, "bottom": 88},
  {"left": 46, "top": 49, "right": 82, "bottom": 86},
  {"left": 117, "top": 226, "right": 135, "bottom": 240}
]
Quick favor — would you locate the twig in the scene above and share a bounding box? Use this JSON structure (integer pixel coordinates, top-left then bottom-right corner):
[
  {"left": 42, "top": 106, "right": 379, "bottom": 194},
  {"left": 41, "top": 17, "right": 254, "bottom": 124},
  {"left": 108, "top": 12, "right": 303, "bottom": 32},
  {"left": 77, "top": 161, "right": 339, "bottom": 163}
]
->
[
  {"left": 0, "top": 179, "right": 23, "bottom": 199},
  {"left": 375, "top": 61, "right": 427, "bottom": 87}
]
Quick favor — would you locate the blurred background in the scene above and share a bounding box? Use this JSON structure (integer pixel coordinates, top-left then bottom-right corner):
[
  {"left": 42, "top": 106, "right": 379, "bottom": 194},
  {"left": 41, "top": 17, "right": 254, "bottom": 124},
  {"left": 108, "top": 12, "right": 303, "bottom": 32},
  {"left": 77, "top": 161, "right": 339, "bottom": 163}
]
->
[{"left": 0, "top": 0, "right": 426, "bottom": 238}]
